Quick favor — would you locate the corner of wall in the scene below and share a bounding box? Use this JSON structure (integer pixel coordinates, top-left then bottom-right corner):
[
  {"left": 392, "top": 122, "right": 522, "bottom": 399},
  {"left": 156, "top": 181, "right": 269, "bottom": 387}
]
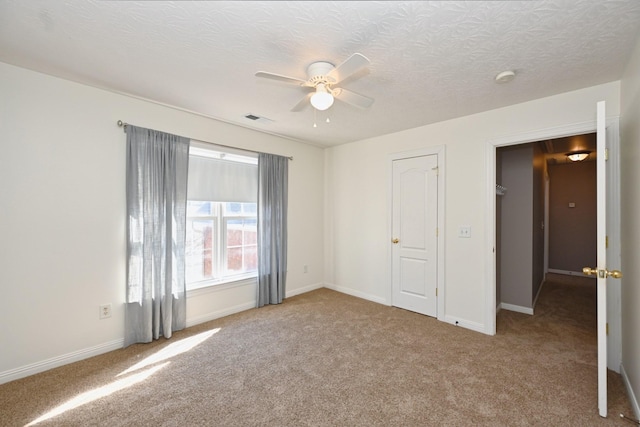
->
[{"left": 621, "top": 363, "right": 640, "bottom": 420}]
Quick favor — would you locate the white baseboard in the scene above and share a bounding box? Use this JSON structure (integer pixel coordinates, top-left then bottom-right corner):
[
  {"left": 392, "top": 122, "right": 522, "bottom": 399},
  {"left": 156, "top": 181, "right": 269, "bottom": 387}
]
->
[
  {"left": 500, "top": 303, "right": 534, "bottom": 315},
  {"left": 548, "top": 268, "right": 591, "bottom": 277},
  {"left": 2, "top": 283, "right": 324, "bottom": 385},
  {"left": 323, "top": 282, "right": 390, "bottom": 306},
  {"left": 186, "top": 282, "right": 324, "bottom": 328},
  {"left": 187, "top": 281, "right": 324, "bottom": 328},
  {"left": 443, "top": 315, "right": 486, "bottom": 334},
  {"left": 621, "top": 363, "right": 640, "bottom": 420},
  {"left": 0, "top": 338, "right": 124, "bottom": 385},
  {"left": 325, "top": 284, "right": 486, "bottom": 335},
  {"left": 286, "top": 282, "right": 324, "bottom": 298},
  {"left": 186, "top": 302, "right": 256, "bottom": 328}
]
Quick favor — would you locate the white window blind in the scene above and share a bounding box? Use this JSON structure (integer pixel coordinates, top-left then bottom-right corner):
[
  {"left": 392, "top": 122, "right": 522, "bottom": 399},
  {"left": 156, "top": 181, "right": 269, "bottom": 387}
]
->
[{"left": 187, "top": 154, "right": 257, "bottom": 202}]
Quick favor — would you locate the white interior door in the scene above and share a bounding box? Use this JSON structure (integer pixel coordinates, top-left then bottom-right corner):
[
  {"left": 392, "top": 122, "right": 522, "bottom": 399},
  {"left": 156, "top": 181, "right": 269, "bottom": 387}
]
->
[
  {"left": 583, "top": 101, "right": 623, "bottom": 418},
  {"left": 391, "top": 155, "right": 438, "bottom": 316}
]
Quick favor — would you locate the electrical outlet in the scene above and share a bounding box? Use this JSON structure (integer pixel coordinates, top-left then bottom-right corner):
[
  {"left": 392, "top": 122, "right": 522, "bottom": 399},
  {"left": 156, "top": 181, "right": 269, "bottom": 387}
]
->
[{"left": 99, "top": 304, "right": 112, "bottom": 319}]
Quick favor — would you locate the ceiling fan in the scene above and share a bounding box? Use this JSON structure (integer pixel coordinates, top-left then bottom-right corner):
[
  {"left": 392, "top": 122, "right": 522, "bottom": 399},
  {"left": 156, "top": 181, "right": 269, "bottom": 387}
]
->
[{"left": 255, "top": 53, "right": 374, "bottom": 112}]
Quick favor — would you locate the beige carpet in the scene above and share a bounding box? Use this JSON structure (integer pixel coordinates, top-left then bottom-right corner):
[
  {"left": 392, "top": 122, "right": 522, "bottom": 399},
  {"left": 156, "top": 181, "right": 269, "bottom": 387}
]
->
[{"left": 0, "top": 274, "right": 634, "bottom": 426}]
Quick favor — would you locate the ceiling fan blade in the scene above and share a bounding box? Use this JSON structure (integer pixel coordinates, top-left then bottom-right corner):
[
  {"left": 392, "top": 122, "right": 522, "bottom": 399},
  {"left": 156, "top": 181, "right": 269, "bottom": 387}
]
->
[
  {"left": 255, "top": 71, "right": 307, "bottom": 86},
  {"left": 291, "top": 93, "right": 311, "bottom": 112},
  {"left": 327, "top": 53, "right": 370, "bottom": 84},
  {"left": 334, "top": 88, "right": 374, "bottom": 109}
]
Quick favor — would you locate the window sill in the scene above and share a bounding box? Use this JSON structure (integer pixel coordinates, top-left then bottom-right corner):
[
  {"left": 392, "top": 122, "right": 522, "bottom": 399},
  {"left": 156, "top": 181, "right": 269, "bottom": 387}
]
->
[{"left": 186, "top": 275, "right": 257, "bottom": 298}]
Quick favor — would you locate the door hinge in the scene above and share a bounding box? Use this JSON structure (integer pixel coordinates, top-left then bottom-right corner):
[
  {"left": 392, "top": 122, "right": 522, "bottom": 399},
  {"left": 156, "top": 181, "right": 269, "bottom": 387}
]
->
[
  {"left": 432, "top": 166, "right": 439, "bottom": 176},
  {"left": 436, "top": 288, "right": 438, "bottom": 297},
  {"left": 605, "top": 148, "right": 609, "bottom": 161},
  {"left": 606, "top": 236, "right": 609, "bottom": 249},
  {"left": 606, "top": 323, "right": 609, "bottom": 335}
]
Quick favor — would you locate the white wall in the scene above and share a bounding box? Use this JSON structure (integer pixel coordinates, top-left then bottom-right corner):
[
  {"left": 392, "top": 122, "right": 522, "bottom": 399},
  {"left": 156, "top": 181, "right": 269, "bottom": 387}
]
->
[
  {"left": 620, "top": 34, "right": 640, "bottom": 418},
  {"left": 0, "top": 62, "right": 324, "bottom": 382},
  {"left": 325, "top": 81, "right": 620, "bottom": 332}
]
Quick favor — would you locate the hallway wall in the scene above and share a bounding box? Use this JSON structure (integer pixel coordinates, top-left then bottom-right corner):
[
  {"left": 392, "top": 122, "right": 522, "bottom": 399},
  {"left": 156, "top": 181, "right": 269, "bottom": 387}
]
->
[{"left": 547, "top": 161, "right": 597, "bottom": 273}]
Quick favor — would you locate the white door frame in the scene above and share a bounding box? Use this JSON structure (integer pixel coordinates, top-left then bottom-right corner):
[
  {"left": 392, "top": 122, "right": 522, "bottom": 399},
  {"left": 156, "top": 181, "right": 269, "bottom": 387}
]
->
[
  {"left": 484, "top": 118, "right": 622, "bottom": 371},
  {"left": 389, "top": 145, "right": 446, "bottom": 321}
]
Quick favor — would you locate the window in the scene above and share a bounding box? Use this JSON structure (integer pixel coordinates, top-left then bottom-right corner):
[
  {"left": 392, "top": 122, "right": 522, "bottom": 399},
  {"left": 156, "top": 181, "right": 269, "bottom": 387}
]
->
[
  {"left": 185, "top": 201, "right": 257, "bottom": 286},
  {"left": 186, "top": 143, "right": 258, "bottom": 289}
]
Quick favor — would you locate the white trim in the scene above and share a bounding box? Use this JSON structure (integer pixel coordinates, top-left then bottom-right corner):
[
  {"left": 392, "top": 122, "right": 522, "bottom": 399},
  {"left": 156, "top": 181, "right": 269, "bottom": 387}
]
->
[
  {"left": 186, "top": 302, "right": 255, "bottom": 328},
  {"left": 485, "top": 144, "right": 498, "bottom": 335},
  {"left": 286, "top": 282, "right": 324, "bottom": 298},
  {"left": 324, "top": 282, "right": 390, "bottom": 306},
  {"left": 500, "top": 303, "right": 534, "bottom": 315},
  {"left": 443, "top": 315, "right": 485, "bottom": 333},
  {"left": 605, "top": 118, "right": 623, "bottom": 374},
  {"left": 186, "top": 281, "right": 324, "bottom": 328},
  {"left": 489, "top": 120, "right": 599, "bottom": 147},
  {"left": 621, "top": 363, "right": 640, "bottom": 420},
  {"left": 547, "top": 268, "right": 594, "bottom": 278},
  {"left": 388, "top": 145, "right": 446, "bottom": 322},
  {"left": 187, "top": 277, "right": 256, "bottom": 298},
  {"left": 0, "top": 339, "right": 124, "bottom": 385}
]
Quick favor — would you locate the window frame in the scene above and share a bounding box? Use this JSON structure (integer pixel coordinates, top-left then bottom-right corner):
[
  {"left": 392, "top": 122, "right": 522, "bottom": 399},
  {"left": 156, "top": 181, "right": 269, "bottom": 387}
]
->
[
  {"left": 185, "top": 144, "right": 258, "bottom": 292},
  {"left": 222, "top": 204, "right": 258, "bottom": 277},
  {"left": 186, "top": 201, "right": 258, "bottom": 291}
]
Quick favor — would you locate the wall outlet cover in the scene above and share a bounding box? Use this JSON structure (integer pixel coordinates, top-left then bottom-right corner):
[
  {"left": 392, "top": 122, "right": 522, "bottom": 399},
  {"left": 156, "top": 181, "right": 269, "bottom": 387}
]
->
[{"left": 99, "top": 304, "right": 112, "bottom": 319}]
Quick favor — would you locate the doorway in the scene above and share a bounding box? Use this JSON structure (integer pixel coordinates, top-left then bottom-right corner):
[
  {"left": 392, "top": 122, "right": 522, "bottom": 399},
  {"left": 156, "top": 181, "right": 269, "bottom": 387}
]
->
[
  {"left": 496, "top": 133, "right": 597, "bottom": 315},
  {"left": 485, "top": 119, "right": 622, "bottom": 371}
]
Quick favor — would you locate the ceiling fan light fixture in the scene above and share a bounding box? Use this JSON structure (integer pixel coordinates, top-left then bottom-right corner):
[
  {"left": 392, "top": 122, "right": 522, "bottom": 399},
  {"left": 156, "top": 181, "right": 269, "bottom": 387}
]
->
[
  {"left": 566, "top": 150, "right": 590, "bottom": 162},
  {"left": 310, "top": 83, "right": 334, "bottom": 111}
]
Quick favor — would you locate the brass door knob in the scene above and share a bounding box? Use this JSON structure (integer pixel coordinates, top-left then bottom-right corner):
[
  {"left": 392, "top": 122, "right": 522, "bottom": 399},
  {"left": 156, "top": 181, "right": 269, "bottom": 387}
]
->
[
  {"left": 392, "top": 238, "right": 399, "bottom": 244},
  {"left": 607, "top": 270, "right": 623, "bottom": 279},
  {"left": 582, "top": 267, "right": 623, "bottom": 279}
]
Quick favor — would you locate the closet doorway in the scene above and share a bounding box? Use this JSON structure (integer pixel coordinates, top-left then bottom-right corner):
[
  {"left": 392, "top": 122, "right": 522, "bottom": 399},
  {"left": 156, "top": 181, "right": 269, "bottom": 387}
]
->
[{"left": 496, "top": 133, "right": 597, "bottom": 315}]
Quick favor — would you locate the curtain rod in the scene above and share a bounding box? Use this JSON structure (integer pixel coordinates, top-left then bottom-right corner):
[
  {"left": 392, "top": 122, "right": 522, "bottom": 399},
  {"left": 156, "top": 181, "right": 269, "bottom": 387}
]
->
[{"left": 117, "top": 120, "right": 293, "bottom": 161}]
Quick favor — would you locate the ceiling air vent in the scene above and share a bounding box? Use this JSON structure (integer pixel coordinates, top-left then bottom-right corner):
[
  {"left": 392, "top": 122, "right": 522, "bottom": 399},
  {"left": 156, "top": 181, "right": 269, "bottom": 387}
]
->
[{"left": 244, "top": 114, "right": 273, "bottom": 124}]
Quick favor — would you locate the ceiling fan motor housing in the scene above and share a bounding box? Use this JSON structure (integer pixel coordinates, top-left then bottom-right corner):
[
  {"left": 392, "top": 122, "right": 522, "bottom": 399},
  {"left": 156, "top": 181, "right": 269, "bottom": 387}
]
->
[
  {"left": 307, "top": 61, "right": 336, "bottom": 86},
  {"left": 255, "top": 53, "right": 373, "bottom": 111}
]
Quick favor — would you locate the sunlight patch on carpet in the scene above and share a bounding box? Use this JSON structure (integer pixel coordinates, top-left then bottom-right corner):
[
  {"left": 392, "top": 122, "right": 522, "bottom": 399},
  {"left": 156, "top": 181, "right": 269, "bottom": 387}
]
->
[
  {"left": 118, "top": 328, "right": 220, "bottom": 376},
  {"left": 26, "top": 362, "right": 170, "bottom": 426}
]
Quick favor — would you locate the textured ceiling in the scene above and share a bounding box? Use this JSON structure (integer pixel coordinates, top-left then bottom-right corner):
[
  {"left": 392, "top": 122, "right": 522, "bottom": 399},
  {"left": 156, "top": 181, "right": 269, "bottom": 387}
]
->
[{"left": 1, "top": 1, "right": 640, "bottom": 147}]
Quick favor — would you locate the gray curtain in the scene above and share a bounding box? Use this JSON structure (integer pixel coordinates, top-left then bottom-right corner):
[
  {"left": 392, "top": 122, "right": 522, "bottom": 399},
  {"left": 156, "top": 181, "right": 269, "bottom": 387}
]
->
[
  {"left": 125, "top": 125, "right": 190, "bottom": 347},
  {"left": 257, "top": 153, "right": 288, "bottom": 307}
]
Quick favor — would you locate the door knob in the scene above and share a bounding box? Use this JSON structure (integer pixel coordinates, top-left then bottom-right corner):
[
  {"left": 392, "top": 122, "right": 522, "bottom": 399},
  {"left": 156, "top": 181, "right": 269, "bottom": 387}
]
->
[
  {"left": 582, "top": 267, "right": 623, "bottom": 279},
  {"left": 392, "top": 238, "right": 399, "bottom": 244},
  {"left": 606, "top": 269, "right": 623, "bottom": 279}
]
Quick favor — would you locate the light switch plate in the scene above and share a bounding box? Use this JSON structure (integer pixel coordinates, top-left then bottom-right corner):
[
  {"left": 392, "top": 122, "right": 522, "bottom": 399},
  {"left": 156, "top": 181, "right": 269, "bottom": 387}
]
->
[{"left": 458, "top": 226, "right": 471, "bottom": 238}]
